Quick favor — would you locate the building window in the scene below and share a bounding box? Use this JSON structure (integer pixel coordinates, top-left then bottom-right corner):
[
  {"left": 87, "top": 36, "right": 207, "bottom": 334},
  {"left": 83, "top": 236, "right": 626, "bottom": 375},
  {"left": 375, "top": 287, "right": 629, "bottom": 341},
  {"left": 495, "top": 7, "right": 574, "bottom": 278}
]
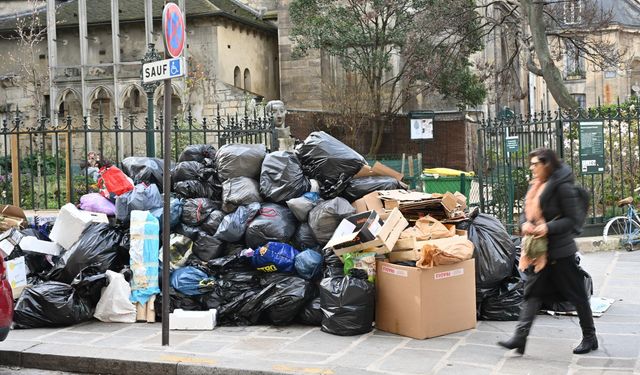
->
[
  {"left": 244, "top": 69, "right": 251, "bottom": 91},
  {"left": 234, "top": 66, "right": 241, "bottom": 87},
  {"left": 572, "top": 94, "right": 586, "bottom": 109},
  {"left": 564, "top": 42, "right": 585, "bottom": 79},
  {"left": 564, "top": 0, "right": 582, "bottom": 25},
  {"left": 604, "top": 70, "right": 616, "bottom": 79}
]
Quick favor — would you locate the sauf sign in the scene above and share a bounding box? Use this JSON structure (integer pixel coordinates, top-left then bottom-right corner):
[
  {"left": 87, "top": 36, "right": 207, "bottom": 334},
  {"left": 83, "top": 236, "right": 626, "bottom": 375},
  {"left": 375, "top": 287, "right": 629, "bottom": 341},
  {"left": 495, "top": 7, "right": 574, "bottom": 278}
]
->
[{"left": 142, "top": 57, "right": 185, "bottom": 83}]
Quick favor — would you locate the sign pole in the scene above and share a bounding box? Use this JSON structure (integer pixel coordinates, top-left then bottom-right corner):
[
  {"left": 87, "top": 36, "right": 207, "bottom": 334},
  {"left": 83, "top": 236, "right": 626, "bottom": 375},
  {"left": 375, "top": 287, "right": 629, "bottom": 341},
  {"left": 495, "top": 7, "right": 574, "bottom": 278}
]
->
[{"left": 159, "top": 0, "right": 186, "bottom": 347}]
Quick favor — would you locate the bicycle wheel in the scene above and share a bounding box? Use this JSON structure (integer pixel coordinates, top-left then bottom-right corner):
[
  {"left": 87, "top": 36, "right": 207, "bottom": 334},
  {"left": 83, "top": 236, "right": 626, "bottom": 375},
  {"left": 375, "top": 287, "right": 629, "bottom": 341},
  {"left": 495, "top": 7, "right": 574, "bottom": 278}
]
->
[{"left": 603, "top": 216, "right": 640, "bottom": 244}]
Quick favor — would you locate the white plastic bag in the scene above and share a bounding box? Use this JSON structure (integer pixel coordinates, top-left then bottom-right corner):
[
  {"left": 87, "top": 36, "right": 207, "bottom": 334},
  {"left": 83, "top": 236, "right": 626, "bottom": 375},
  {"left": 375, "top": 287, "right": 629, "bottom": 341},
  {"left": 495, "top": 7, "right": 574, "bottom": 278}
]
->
[{"left": 94, "top": 270, "right": 136, "bottom": 323}]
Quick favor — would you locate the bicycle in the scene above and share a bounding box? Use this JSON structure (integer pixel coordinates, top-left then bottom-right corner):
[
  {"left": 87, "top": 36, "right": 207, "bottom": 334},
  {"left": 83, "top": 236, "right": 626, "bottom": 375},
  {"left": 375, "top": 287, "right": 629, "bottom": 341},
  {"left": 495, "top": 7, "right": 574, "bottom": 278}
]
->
[{"left": 602, "top": 186, "right": 640, "bottom": 251}]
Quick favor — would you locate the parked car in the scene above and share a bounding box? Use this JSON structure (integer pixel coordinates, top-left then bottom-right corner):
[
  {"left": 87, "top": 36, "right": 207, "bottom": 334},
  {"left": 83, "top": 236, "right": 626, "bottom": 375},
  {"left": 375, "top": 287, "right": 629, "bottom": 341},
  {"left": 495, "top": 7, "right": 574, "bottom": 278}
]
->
[{"left": 0, "top": 256, "right": 13, "bottom": 341}]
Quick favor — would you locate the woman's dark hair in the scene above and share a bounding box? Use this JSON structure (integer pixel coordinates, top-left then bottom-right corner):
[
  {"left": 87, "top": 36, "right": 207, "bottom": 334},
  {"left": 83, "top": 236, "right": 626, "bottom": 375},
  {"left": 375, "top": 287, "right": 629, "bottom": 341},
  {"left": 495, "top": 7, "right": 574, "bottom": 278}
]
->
[{"left": 529, "top": 147, "right": 561, "bottom": 175}]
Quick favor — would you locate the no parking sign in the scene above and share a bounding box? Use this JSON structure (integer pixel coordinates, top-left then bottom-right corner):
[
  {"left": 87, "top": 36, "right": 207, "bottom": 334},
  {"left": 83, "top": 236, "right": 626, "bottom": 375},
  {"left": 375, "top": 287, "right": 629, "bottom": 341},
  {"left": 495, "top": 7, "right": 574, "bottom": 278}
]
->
[{"left": 163, "top": 3, "right": 185, "bottom": 58}]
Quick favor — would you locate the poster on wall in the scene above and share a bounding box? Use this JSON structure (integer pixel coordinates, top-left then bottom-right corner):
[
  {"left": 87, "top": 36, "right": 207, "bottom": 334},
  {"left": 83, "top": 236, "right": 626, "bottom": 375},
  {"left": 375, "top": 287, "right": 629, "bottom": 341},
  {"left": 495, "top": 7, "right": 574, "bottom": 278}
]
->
[
  {"left": 410, "top": 118, "right": 433, "bottom": 140},
  {"left": 579, "top": 121, "right": 605, "bottom": 174}
]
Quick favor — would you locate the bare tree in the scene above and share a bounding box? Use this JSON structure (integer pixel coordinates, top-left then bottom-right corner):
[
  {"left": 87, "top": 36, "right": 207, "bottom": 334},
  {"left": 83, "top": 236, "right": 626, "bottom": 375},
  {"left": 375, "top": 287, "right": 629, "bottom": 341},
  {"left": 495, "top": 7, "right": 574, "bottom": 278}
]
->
[
  {"left": 5, "top": 0, "right": 49, "bottom": 117},
  {"left": 477, "top": 0, "right": 624, "bottom": 109}
]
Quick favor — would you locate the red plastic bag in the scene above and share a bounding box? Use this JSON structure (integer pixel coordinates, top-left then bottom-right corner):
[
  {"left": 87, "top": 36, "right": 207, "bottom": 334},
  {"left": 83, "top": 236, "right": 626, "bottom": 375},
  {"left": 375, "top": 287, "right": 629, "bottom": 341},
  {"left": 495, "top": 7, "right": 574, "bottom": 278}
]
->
[{"left": 98, "top": 166, "right": 134, "bottom": 197}]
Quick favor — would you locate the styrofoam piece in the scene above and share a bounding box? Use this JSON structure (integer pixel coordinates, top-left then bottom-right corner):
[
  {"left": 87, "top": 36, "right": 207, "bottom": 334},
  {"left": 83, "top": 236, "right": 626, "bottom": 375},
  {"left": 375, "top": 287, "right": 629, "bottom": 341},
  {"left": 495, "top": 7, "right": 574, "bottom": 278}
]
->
[
  {"left": 49, "top": 203, "right": 108, "bottom": 251},
  {"left": 169, "top": 309, "right": 217, "bottom": 330},
  {"left": 19, "top": 236, "right": 63, "bottom": 256}
]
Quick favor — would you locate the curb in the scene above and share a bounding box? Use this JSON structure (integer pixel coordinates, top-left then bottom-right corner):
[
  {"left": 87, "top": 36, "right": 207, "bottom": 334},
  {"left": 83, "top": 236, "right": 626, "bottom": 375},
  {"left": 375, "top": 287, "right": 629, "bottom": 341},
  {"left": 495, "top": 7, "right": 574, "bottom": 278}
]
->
[
  {"left": 575, "top": 236, "right": 620, "bottom": 253},
  {"left": 0, "top": 346, "right": 287, "bottom": 375}
]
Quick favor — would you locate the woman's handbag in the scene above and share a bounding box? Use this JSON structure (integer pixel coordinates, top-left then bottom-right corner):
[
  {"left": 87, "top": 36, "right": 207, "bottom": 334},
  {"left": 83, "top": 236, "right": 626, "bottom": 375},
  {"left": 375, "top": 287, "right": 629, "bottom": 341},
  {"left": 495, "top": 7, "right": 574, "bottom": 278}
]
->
[{"left": 522, "top": 234, "right": 547, "bottom": 259}]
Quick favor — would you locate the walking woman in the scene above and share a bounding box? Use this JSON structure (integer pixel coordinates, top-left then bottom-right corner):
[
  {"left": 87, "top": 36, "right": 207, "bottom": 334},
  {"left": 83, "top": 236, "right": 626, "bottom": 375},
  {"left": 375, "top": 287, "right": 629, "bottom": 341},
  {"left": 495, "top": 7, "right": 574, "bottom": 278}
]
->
[{"left": 498, "top": 148, "right": 597, "bottom": 355}]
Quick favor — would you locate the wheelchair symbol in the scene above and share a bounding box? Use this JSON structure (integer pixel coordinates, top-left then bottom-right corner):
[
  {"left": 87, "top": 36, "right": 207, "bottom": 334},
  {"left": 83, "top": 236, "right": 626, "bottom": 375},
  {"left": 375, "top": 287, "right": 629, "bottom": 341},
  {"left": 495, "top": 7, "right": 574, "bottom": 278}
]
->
[{"left": 170, "top": 60, "right": 181, "bottom": 76}]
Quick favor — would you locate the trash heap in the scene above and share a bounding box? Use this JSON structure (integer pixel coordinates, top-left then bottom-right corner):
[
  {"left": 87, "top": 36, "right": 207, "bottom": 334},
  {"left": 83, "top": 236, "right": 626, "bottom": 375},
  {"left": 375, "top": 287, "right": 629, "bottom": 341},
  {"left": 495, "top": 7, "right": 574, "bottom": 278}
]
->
[{"left": 1, "top": 130, "right": 560, "bottom": 339}]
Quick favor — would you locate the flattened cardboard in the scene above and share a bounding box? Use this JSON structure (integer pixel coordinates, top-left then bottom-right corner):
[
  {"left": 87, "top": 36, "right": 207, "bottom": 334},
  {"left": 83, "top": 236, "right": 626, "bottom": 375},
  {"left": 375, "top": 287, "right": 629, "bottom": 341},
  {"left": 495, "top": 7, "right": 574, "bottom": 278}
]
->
[
  {"left": 375, "top": 259, "right": 476, "bottom": 339},
  {"left": 355, "top": 161, "right": 404, "bottom": 181},
  {"left": 6, "top": 256, "right": 27, "bottom": 297},
  {"left": 0, "top": 204, "right": 27, "bottom": 231},
  {"left": 326, "top": 208, "right": 409, "bottom": 257},
  {"left": 352, "top": 192, "right": 389, "bottom": 220}
]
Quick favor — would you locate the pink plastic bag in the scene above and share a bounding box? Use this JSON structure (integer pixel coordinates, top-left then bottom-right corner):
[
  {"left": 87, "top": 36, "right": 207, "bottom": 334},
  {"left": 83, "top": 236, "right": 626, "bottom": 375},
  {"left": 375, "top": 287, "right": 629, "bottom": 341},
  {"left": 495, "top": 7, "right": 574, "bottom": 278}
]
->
[{"left": 80, "top": 193, "right": 117, "bottom": 216}]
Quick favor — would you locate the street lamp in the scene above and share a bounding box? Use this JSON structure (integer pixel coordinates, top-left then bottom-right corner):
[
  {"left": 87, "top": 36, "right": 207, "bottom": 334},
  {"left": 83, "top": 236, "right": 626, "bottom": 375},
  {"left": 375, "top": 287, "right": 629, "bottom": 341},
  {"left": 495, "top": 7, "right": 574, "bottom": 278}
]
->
[{"left": 141, "top": 43, "right": 162, "bottom": 157}]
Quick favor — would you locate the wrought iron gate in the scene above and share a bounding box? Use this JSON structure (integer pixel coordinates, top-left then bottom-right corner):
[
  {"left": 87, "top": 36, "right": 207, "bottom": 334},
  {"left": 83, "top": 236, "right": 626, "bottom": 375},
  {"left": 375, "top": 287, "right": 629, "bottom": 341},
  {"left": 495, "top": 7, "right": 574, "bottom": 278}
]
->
[{"left": 476, "top": 100, "right": 640, "bottom": 232}]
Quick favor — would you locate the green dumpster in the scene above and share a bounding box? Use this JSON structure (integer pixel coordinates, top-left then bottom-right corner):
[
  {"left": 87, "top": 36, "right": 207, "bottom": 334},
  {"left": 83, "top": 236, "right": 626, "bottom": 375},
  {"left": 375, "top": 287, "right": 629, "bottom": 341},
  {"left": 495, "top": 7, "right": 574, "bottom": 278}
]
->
[{"left": 421, "top": 173, "right": 473, "bottom": 198}]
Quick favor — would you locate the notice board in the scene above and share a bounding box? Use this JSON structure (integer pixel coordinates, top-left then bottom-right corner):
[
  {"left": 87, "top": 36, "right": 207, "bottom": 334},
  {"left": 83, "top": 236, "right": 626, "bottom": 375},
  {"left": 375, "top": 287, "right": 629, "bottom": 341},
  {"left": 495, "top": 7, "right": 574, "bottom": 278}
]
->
[{"left": 579, "top": 121, "right": 604, "bottom": 174}]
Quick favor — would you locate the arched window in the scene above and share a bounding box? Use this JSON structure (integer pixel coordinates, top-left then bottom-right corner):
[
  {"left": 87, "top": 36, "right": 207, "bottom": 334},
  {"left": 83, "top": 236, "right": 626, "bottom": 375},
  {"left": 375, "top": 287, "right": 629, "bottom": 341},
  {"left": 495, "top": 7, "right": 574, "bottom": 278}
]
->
[
  {"left": 244, "top": 68, "right": 251, "bottom": 91},
  {"left": 234, "top": 66, "right": 241, "bottom": 87}
]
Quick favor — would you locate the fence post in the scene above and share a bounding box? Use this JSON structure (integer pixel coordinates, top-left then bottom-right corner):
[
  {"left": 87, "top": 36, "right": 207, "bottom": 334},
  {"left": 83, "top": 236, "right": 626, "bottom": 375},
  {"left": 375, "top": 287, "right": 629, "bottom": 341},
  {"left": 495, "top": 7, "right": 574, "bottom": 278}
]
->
[
  {"left": 10, "top": 134, "right": 19, "bottom": 207},
  {"left": 476, "top": 125, "right": 485, "bottom": 211},
  {"left": 556, "top": 108, "right": 564, "bottom": 159}
]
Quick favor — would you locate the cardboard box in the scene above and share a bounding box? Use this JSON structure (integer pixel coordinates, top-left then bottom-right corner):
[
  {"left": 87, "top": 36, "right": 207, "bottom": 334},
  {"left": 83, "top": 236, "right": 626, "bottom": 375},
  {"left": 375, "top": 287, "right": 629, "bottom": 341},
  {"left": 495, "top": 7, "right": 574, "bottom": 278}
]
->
[
  {"left": 6, "top": 256, "right": 27, "bottom": 297},
  {"left": 375, "top": 259, "right": 476, "bottom": 339},
  {"left": 389, "top": 229, "right": 467, "bottom": 262},
  {"left": 0, "top": 205, "right": 27, "bottom": 232},
  {"left": 0, "top": 228, "right": 24, "bottom": 258},
  {"left": 352, "top": 192, "right": 390, "bottom": 220},
  {"left": 325, "top": 208, "right": 409, "bottom": 257}
]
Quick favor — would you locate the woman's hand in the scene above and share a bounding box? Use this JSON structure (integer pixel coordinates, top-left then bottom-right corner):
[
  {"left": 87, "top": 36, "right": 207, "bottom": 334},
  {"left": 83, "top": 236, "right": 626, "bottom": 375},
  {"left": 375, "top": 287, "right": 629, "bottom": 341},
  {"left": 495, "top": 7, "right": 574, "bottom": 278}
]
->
[
  {"left": 533, "top": 223, "right": 548, "bottom": 238},
  {"left": 522, "top": 222, "right": 535, "bottom": 235}
]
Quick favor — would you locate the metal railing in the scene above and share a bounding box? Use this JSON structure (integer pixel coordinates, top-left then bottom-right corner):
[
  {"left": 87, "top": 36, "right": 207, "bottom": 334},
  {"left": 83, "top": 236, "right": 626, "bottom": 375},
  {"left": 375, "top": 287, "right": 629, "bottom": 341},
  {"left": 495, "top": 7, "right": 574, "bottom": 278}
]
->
[
  {"left": 476, "top": 98, "right": 640, "bottom": 231},
  {"left": 0, "top": 106, "right": 277, "bottom": 210}
]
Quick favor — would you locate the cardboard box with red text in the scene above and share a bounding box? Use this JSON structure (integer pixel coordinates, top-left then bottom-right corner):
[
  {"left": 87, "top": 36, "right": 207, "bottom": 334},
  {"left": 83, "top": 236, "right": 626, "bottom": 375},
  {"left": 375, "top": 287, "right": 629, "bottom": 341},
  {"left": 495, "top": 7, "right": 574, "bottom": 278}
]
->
[{"left": 375, "top": 259, "right": 476, "bottom": 339}]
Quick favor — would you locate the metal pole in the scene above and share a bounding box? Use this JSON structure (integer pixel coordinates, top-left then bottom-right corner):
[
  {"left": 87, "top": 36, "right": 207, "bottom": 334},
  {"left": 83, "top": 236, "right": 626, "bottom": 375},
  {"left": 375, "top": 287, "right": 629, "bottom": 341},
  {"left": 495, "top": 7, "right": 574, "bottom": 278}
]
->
[{"left": 161, "top": 1, "right": 171, "bottom": 347}]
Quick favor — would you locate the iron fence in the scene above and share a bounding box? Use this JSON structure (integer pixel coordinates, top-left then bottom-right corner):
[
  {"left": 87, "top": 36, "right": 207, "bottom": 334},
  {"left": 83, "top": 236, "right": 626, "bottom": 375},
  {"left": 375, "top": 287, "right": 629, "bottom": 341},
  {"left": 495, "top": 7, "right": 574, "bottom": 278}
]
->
[
  {"left": 476, "top": 98, "right": 640, "bottom": 232},
  {"left": 0, "top": 106, "right": 277, "bottom": 210}
]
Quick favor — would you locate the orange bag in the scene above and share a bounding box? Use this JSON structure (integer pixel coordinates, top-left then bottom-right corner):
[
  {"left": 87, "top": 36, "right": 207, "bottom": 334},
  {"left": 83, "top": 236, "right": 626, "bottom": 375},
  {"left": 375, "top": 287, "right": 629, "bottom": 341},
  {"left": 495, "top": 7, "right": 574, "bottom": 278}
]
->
[{"left": 98, "top": 166, "right": 134, "bottom": 197}]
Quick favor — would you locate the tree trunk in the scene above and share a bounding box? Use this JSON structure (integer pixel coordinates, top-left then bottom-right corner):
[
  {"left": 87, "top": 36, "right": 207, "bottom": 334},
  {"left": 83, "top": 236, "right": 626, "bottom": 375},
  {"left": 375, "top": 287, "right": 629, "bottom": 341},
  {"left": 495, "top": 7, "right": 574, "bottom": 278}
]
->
[{"left": 522, "top": 0, "right": 579, "bottom": 110}]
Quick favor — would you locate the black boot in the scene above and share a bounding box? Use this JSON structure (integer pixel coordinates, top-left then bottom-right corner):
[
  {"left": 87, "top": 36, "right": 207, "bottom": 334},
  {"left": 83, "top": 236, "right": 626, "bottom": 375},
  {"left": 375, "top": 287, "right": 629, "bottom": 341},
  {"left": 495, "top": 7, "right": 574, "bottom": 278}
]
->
[
  {"left": 573, "top": 336, "right": 598, "bottom": 354},
  {"left": 574, "top": 299, "right": 597, "bottom": 354},
  {"left": 498, "top": 334, "right": 527, "bottom": 354}
]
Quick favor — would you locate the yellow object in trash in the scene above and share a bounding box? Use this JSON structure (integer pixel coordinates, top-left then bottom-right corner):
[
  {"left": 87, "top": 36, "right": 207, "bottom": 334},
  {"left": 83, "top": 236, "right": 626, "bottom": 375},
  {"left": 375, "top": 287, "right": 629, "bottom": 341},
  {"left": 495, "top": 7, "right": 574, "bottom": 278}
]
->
[{"left": 422, "top": 168, "right": 475, "bottom": 177}]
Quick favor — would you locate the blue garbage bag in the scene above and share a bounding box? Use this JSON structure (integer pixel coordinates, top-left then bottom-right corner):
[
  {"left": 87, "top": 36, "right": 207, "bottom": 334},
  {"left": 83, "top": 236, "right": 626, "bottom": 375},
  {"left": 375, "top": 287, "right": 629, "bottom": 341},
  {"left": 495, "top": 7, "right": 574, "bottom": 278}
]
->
[
  {"left": 252, "top": 242, "right": 299, "bottom": 273},
  {"left": 294, "top": 250, "right": 323, "bottom": 280},
  {"left": 150, "top": 197, "right": 184, "bottom": 230},
  {"left": 170, "top": 266, "right": 213, "bottom": 296}
]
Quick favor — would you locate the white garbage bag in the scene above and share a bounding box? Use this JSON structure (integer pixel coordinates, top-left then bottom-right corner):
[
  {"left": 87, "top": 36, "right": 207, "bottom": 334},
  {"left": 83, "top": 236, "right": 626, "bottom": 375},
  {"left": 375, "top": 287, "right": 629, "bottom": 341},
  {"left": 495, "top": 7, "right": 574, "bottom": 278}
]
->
[{"left": 94, "top": 270, "right": 136, "bottom": 323}]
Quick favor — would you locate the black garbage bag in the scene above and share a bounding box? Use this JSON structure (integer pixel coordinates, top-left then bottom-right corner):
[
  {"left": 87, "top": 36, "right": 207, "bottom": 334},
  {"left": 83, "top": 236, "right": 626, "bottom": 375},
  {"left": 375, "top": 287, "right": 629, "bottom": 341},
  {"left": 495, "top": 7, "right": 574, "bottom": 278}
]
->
[
  {"left": 174, "top": 180, "right": 218, "bottom": 200},
  {"left": 201, "top": 210, "right": 225, "bottom": 235},
  {"left": 294, "top": 249, "right": 323, "bottom": 280},
  {"left": 121, "top": 157, "right": 165, "bottom": 192},
  {"left": 260, "top": 151, "right": 310, "bottom": 203},
  {"left": 320, "top": 269, "right": 375, "bottom": 336},
  {"left": 207, "top": 174, "right": 224, "bottom": 201},
  {"left": 192, "top": 232, "right": 224, "bottom": 262},
  {"left": 179, "top": 144, "right": 217, "bottom": 164},
  {"left": 206, "top": 253, "right": 255, "bottom": 277},
  {"left": 48, "top": 223, "right": 128, "bottom": 284},
  {"left": 172, "top": 161, "right": 215, "bottom": 183},
  {"left": 174, "top": 223, "right": 200, "bottom": 240},
  {"left": 154, "top": 287, "right": 206, "bottom": 321},
  {"left": 293, "top": 223, "right": 320, "bottom": 251},
  {"left": 468, "top": 212, "right": 516, "bottom": 289},
  {"left": 308, "top": 197, "right": 355, "bottom": 246},
  {"left": 340, "top": 176, "right": 404, "bottom": 202},
  {"left": 223, "top": 242, "right": 246, "bottom": 256},
  {"left": 297, "top": 295, "right": 323, "bottom": 326},
  {"left": 216, "top": 287, "right": 264, "bottom": 325},
  {"left": 245, "top": 203, "right": 297, "bottom": 249},
  {"left": 181, "top": 198, "right": 220, "bottom": 226},
  {"left": 222, "top": 177, "right": 262, "bottom": 212},
  {"left": 295, "top": 131, "right": 366, "bottom": 198},
  {"left": 13, "top": 267, "right": 108, "bottom": 329},
  {"left": 215, "top": 202, "right": 261, "bottom": 243},
  {"left": 216, "top": 143, "right": 267, "bottom": 181},
  {"left": 259, "top": 273, "right": 314, "bottom": 325},
  {"left": 322, "top": 247, "right": 344, "bottom": 278},
  {"left": 478, "top": 277, "right": 524, "bottom": 321}
]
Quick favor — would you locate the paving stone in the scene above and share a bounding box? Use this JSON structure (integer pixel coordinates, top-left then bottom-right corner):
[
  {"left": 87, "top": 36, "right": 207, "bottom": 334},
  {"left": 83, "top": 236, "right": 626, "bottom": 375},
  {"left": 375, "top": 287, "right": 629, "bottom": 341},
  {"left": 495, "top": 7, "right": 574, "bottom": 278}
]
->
[
  {"left": 252, "top": 325, "right": 316, "bottom": 339},
  {"left": 447, "top": 343, "right": 505, "bottom": 364},
  {"left": 435, "top": 362, "right": 492, "bottom": 375},
  {"left": 498, "top": 357, "right": 571, "bottom": 375},
  {"left": 225, "top": 337, "right": 289, "bottom": 353},
  {"left": 404, "top": 337, "right": 459, "bottom": 351},
  {"left": 91, "top": 335, "right": 147, "bottom": 349},
  {"left": 571, "top": 370, "right": 637, "bottom": 375},
  {"left": 172, "top": 340, "right": 233, "bottom": 355},
  {"left": 595, "top": 314, "right": 640, "bottom": 323},
  {"left": 329, "top": 335, "right": 404, "bottom": 368},
  {"left": 529, "top": 324, "right": 582, "bottom": 339},
  {"left": 6, "top": 328, "right": 61, "bottom": 340},
  {"left": 475, "top": 320, "right": 518, "bottom": 332},
  {"left": 603, "top": 303, "right": 640, "bottom": 316},
  {"left": 602, "top": 287, "right": 640, "bottom": 302},
  {"left": 524, "top": 337, "right": 575, "bottom": 362},
  {"left": 283, "top": 330, "right": 361, "bottom": 354},
  {"left": 258, "top": 350, "right": 330, "bottom": 365},
  {"left": 45, "top": 331, "right": 106, "bottom": 345},
  {"left": 466, "top": 331, "right": 510, "bottom": 346},
  {"left": 583, "top": 334, "right": 640, "bottom": 358},
  {"left": 606, "top": 278, "right": 640, "bottom": 287},
  {"left": 208, "top": 325, "right": 268, "bottom": 337},
  {"left": 576, "top": 357, "right": 636, "bottom": 369},
  {"left": 377, "top": 348, "right": 441, "bottom": 374},
  {"left": 594, "top": 322, "right": 640, "bottom": 335},
  {"left": 114, "top": 326, "right": 161, "bottom": 338},
  {"left": 141, "top": 332, "right": 199, "bottom": 348}
]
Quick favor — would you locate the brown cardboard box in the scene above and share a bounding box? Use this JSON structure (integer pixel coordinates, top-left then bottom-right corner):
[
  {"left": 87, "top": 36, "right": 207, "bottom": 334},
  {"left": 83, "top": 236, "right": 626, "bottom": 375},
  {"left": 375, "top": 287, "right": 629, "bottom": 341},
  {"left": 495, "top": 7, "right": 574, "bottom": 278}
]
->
[
  {"left": 352, "top": 192, "right": 390, "bottom": 220},
  {"left": 375, "top": 259, "right": 476, "bottom": 339},
  {"left": 325, "top": 208, "right": 408, "bottom": 257},
  {"left": 389, "top": 229, "right": 467, "bottom": 262},
  {"left": 0, "top": 204, "right": 27, "bottom": 231}
]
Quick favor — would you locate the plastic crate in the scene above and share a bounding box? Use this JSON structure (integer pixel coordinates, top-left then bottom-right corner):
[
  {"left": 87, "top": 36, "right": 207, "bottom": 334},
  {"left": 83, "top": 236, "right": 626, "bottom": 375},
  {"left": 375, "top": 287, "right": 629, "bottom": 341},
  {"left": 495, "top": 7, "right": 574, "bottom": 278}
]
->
[{"left": 421, "top": 174, "right": 473, "bottom": 198}]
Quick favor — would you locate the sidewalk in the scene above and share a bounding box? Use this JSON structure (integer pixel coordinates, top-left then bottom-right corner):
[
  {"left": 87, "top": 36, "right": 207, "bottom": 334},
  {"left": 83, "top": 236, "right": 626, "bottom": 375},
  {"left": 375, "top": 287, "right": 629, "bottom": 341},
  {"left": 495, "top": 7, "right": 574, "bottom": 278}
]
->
[{"left": 0, "top": 249, "right": 638, "bottom": 375}]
